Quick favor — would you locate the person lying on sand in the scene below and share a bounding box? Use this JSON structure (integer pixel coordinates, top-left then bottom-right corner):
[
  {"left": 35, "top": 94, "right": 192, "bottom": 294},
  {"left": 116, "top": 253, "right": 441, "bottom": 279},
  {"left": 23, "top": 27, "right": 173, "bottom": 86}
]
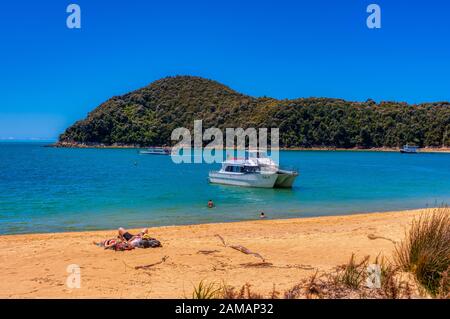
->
[
  {"left": 94, "top": 227, "right": 161, "bottom": 251},
  {"left": 118, "top": 228, "right": 162, "bottom": 249},
  {"left": 94, "top": 228, "right": 148, "bottom": 249},
  {"left": 93, "top": 237, "right": 137, "bottom": 250},
  {"left": 93, "top": 238, "right": 118, "bottom": 249},
  {"left": 118, "top": 227, "right": 148, "bottom": 243}
]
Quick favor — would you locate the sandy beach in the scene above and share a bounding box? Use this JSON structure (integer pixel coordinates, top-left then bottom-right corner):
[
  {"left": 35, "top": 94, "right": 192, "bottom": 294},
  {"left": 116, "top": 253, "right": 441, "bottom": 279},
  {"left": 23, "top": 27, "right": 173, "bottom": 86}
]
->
[{"left": 0, "top": 209, "right": 427, "bottom": 298}]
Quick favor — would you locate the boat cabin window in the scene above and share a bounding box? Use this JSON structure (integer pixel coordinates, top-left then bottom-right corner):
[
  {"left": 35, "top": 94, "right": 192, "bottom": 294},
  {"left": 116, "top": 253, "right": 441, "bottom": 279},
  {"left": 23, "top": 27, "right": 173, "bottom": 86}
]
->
[
  {"left": 225, "top": 165, "right": 242, "bottom": 173},
  {"left": 224, "top": 164, "right": 259, "bottom": 173},
  {"left": 243, "top": 166, "right": 260, "bottom": 173}
]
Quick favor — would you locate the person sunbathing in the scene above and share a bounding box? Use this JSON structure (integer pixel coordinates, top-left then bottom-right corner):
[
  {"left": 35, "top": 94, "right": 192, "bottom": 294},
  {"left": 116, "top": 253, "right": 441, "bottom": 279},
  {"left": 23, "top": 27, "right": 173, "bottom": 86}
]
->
[
  {"left": 118, "top": 227, "right": 148, "bottom": 243},
  {"left": 94, "top": 228, "right": 149, "bottom": 250},
  {"left": 93, "top": 238, "right": 118, "bottom": 249}
]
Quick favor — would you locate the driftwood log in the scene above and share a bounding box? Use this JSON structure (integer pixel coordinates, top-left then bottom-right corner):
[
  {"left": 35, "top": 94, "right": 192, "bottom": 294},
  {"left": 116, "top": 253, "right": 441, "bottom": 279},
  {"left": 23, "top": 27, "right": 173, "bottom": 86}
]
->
[
  {"left": 135, "top": 256, "right": 169, "bottom": 270},
  {"left": 215, "top": 234, "right": 265, "bottom": 262},
  {"left": 367, "top": 234, "right": 397, "bottom": 244}
]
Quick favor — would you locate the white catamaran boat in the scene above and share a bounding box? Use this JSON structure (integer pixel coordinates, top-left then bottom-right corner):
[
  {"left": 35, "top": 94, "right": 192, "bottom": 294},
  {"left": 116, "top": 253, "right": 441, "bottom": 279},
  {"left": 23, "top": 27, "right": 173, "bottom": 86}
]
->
[
  {"left": 139, "top": 147, "right": 170, "bottom": 155},
  {"left": 208, "top": 159, "right": 279, "bottom": 188},
  {"left": 247, "top": 150, "right": 299, "bottom": 188}
]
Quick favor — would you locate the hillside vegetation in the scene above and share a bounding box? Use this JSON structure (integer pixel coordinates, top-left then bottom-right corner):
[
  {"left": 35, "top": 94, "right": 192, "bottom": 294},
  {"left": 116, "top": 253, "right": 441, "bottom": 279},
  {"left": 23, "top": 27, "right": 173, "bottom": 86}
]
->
[{"left": 58, "top": 76, "right": 450, "bottom": 148}]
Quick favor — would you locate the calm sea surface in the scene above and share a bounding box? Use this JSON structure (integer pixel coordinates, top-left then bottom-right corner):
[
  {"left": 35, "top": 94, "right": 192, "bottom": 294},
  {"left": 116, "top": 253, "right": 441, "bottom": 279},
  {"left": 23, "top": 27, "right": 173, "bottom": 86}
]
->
[{"left": 1, "top": 142, "right": 450, "bottom": 234}]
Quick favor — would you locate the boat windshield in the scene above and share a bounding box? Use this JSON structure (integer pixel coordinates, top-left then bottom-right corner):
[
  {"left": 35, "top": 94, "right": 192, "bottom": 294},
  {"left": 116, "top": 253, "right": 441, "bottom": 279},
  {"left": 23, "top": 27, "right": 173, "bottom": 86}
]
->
[
  {"left": 243, "top": 166, "right": 260, "bottom": 173},
  {"left": 224, "top": 165, "right": 259, "bottom": 173},
  {"left": 225, "top": 165, "right": 241, "bottom": 173}
]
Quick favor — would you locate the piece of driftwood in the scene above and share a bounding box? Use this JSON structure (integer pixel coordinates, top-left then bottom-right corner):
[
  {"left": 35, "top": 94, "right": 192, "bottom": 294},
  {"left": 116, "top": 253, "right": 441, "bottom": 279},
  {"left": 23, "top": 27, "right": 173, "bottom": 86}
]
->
[
  {"left": 135, "top": 256, "right": 169, "bottom": 270},
  {"left": 240, "top": 262, "right": 274, "bottom": 268},
  {"left": 197, "top": 250, "right": 220, "bottom": 255},
  {"left": 284, "top": 264, "right": 315, "bottom": 270},
  {"left": 367, "top": 234, "right": 397, "bottom": 244},
  {"left": 238, "top": 262, "right": 316, "bottom": 271},
  {"left": 215, "top": 234, "right": 265, "bottom": 262},
  {"left": 215, "top": 234, "right": 227, "bottom": 247},
  {"left": 229, "top": 245, "right": 265, "bottom": 262}
]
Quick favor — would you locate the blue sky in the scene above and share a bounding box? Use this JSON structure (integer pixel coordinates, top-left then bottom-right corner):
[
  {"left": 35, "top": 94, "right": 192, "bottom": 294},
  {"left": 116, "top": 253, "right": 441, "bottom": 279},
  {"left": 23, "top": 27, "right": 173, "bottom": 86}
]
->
[{"left": 0, "top": 0, "right": 449, "bottom": 139}]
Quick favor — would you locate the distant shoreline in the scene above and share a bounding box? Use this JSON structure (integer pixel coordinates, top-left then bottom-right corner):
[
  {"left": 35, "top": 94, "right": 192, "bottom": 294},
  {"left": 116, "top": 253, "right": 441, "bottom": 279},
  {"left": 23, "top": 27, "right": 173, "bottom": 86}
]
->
[{"left": 50, "top": 142, "right": 450, "bottom": 153}]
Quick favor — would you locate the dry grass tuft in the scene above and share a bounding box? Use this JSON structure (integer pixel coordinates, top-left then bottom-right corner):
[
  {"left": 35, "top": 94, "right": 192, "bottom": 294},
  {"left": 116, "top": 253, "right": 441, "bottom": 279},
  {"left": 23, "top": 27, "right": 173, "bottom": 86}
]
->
[
  {"left": 221, "top": 283, "right": 263, "bottom": 299},
  {"left": 395, "top": 207, "right": 450, "bottom": 296},
  {"left": 191, "top": 280, "right": 222, "bottom": 299},
  {"left": 332, "top": 254, "right": 370, "bottom": 289}
]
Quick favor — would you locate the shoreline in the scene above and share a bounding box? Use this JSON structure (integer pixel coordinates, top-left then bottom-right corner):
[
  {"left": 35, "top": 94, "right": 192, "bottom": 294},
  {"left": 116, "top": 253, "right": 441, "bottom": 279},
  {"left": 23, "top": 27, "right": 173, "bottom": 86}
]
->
[
  {"left": 50, "top": 142, "right": 450, "bottom": 153},
  {"left": 0, "top": 206, "right": 439, "bottom": 237},
  {"left": 0, "top": 208, "right": 430, "bottom": 298}
]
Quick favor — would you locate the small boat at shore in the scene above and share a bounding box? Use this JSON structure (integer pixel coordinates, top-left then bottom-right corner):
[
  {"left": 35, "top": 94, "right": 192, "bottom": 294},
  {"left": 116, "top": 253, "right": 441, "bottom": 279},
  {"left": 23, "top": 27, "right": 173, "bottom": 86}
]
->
[
  {"left": 209, "top": 159, "right": 279, "bottom": 188},
  {"left": 139, "top": 147, "right": 170, "bottom": 155},
  {"left": 400, "top": 145, "right": 419, "bottom": 154}
]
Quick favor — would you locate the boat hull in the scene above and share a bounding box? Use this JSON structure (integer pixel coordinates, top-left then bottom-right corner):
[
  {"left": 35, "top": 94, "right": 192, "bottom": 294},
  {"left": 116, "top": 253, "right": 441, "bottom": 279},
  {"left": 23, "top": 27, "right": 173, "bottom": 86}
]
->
[
  {"left": 274, "top": 170, "right": 298, "bottom": 188},
  {"left": 208, "top": 172, "right": 278, "bottom": 188}
]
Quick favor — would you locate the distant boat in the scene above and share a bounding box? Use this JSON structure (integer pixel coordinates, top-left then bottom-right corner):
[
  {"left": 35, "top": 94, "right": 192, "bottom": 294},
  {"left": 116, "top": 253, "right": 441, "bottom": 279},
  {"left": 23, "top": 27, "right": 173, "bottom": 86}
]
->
[
  {"left": 209, "top": 159, "right": 279, "bottom": 188},
  {"left": 139, "top": 147, "right": 170, "bottom": 155},
  {"left": 400, "top": 144, "right": 419, "bottom": 154}
]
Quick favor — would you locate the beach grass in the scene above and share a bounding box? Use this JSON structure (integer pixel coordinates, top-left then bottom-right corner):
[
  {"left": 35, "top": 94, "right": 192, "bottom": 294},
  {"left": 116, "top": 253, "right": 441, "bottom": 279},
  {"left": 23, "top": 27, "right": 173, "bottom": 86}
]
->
[
  {"left": 191, "top": 280, "right": 223, "bottom": 299},
  {"left": 395, "top": 207, "right": 450, "bottom": 297},
  {"left": 331, "top": 254, "right": 369, "bottom": 289}
]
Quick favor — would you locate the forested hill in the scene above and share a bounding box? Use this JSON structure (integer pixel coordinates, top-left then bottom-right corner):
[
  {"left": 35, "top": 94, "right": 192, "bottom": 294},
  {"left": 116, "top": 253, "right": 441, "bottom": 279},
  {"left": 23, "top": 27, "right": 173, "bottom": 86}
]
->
[{"left": 58, "top": 76, "right": 450, "bottom": 148}]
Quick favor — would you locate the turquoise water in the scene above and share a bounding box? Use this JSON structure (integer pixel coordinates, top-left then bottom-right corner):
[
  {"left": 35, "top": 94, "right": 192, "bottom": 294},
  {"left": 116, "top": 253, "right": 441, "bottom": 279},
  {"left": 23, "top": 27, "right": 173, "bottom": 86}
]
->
[{"left": 1, "top": 142, "right": 450, "bottom": 235}]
